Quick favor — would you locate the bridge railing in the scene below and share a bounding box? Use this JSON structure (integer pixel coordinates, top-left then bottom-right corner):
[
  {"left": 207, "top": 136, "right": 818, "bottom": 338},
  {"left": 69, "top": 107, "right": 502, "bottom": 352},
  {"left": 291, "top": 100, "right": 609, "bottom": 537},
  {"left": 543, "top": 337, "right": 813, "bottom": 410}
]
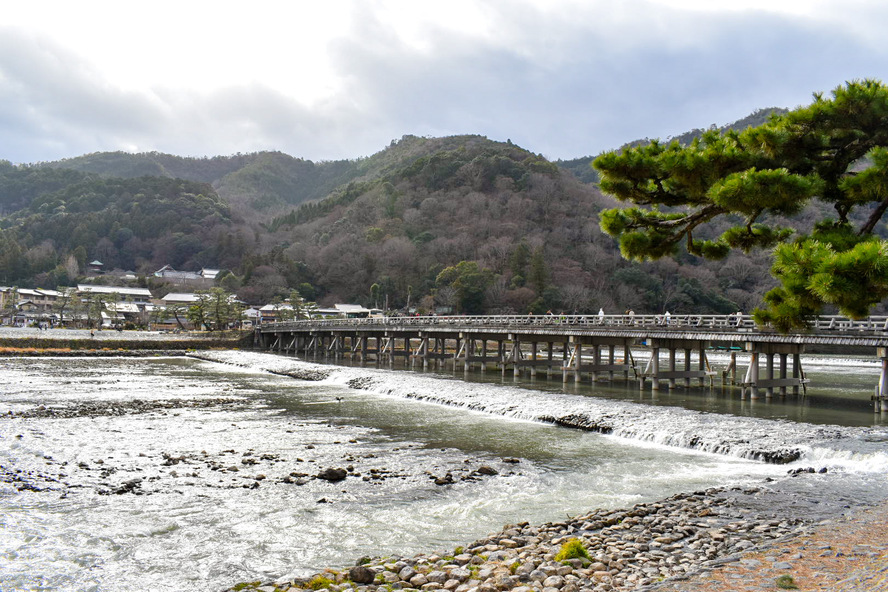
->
[{"left": 261, "top": 314, "right": 888, "bottom": 334}]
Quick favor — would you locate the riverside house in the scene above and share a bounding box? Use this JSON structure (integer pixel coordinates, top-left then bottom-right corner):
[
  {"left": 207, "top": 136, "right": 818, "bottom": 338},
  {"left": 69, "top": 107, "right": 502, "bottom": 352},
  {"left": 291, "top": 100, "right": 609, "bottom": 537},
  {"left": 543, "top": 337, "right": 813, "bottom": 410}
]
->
[
  {"left": 76, "top": 285, "right": 154, "bottom": 328},
  {"left": 0, "top": 287, "right": 64, "bottom": 326}
]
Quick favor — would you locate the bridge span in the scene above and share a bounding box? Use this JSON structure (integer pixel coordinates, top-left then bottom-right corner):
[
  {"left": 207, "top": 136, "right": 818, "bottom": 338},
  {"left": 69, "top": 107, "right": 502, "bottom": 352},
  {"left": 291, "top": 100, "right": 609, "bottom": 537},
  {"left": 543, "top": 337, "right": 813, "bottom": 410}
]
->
[{"left": 255, "top": 313, "right": 888, "bottom": 411}]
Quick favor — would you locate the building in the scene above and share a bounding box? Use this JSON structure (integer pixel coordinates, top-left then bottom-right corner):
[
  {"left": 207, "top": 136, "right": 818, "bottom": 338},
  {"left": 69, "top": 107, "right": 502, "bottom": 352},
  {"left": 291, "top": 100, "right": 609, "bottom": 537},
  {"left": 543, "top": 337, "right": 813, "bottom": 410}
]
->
[
  {"left": 241, "top": 307, "right": 261, "bottom": 327},
  {"left": 74, "top": 285, "right": 154, "bottom": 328},
  {"left": 160, "top": 292, "right": 201, "bottom": 306},
  {"left": 153, "top": 266, "right": 217, "bottom": 287},
  {"left": 77, "top": 285, "right": 153, "bottom": 304},
  {"left": 0, "top": 287, "right": 68, "bottom": 325}
]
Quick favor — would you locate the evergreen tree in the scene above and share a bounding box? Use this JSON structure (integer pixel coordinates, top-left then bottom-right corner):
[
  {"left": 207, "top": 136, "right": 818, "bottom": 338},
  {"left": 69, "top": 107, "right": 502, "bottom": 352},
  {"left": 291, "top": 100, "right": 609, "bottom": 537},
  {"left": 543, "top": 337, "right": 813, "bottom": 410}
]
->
[{"left": 594, "top": 79, "right": 888, "bottom": 330}]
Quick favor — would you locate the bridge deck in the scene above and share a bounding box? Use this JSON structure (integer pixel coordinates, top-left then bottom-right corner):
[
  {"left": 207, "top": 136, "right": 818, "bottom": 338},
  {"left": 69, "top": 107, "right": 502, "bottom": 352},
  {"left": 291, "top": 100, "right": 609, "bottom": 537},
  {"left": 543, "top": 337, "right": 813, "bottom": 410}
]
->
[{"left": 260, "top": 314, "right": 888, "bottom": 347}]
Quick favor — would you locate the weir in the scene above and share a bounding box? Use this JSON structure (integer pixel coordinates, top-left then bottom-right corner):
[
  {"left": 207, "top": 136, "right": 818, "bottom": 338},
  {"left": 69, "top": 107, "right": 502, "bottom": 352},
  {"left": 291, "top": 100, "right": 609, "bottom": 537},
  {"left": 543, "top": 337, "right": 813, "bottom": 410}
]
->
[{"left": 256, "top": 313, "right": 888, "bottom": 411}]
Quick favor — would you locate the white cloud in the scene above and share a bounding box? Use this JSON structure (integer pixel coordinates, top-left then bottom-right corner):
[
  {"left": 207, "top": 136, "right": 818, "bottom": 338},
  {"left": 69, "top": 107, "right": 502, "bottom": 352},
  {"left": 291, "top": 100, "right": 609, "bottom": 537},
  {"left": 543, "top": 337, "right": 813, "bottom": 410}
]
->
[{"left": 1, "top": 0, "right": 888, "bottom": 163}]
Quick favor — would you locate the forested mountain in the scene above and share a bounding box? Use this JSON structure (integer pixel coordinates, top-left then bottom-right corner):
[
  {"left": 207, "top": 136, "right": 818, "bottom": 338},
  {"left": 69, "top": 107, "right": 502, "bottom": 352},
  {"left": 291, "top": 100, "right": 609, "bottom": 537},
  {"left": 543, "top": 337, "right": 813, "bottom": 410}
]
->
[
  {"left": 0, "top": 165, "right": 239, "bottom": 287},
  {"left": 2, "top": 120, "right": 805, "bottom": 315},
  {"left": 41, "top": 151, "right": 364, "bottom": 220},
  {"left": 237, "top": 134, "right": 771, "bottom": 313}
]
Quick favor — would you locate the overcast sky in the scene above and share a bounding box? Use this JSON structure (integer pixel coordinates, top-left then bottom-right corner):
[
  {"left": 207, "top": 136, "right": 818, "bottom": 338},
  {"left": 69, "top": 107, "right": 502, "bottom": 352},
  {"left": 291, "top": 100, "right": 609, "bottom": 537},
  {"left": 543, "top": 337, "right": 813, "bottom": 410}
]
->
[{"left": 2, "top": 0, "right": 887, "bottom": 164}]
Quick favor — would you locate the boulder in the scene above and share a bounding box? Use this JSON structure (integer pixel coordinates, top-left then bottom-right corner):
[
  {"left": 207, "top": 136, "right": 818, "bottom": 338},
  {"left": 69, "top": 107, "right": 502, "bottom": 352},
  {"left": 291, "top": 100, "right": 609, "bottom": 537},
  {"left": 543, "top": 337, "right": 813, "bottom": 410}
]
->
[
  {"left": 348, "top": 566, "right": 375, "bottom": 585},
  {"left": 317, "top": 467, "right": 348, "bottom": 482},
  {"left": 426, "top": 571, "right": 448, "bottom": 584},
  {"left": 399, "top": 567, "right": 418, "bottom": 581}
]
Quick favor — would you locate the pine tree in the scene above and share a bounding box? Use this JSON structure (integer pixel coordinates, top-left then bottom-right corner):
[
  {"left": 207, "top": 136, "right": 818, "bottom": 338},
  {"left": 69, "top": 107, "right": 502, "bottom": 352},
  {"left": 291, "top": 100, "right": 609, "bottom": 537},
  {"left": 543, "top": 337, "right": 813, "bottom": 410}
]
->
[{"left": 594, "top": 79, "right": 888, "bottom": 330}]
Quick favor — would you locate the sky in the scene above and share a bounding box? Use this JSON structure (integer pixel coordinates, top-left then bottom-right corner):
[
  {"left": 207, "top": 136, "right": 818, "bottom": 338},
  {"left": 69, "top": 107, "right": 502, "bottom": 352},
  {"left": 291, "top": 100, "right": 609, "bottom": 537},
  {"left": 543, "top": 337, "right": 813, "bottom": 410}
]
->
[{"left": 2, "top": 0, "right": 888, "bottom": 164}]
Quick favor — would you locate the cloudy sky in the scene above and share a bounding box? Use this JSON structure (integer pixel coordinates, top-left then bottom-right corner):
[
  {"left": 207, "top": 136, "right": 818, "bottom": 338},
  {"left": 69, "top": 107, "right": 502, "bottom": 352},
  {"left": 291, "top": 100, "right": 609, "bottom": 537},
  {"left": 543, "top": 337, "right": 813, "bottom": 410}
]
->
[{"left": 2, "top": 0, "right": 887, "bottom": 164}]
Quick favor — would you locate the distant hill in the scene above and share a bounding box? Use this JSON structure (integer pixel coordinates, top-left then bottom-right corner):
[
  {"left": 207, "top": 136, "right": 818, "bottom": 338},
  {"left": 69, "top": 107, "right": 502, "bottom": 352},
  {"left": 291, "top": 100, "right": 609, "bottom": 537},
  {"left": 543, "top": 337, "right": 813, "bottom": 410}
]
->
[
  {"left": 2, "top": 114, "right": 810, "bottom": 315},
  {"left": 246, "top": 134, "right": 753, "bottom": 314},
  {"left": 554, "top": 156, "right": 598, "bottom": 184},
  {"left": 0, "top": 168, "right": 235, "bottom": 286},
  {"left": 623, "top": 107, "right": 790, "bottom": 149},
  {"left": 41, "top": 151, "right": 364, "bottom": 220}
]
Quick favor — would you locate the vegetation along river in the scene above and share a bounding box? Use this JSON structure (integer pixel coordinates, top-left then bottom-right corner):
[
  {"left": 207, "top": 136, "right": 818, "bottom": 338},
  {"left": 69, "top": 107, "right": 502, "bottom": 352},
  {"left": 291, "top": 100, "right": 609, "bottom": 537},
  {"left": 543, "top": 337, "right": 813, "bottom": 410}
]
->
[{"left": 1, "top": 349, "right": 886, "bottom": 591}]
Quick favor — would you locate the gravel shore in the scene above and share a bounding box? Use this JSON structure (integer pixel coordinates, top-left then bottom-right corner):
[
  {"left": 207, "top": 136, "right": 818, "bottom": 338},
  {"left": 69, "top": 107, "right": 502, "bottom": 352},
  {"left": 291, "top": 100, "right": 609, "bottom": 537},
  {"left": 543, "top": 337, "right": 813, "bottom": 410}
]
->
[{"left": 226, "top": 482, "right": 886, "bottom": 592}]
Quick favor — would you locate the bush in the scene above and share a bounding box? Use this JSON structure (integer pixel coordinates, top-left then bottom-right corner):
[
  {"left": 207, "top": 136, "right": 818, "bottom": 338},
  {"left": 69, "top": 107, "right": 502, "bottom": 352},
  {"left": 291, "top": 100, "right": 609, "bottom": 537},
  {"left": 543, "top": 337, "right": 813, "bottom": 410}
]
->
[
  {"left": 554, "top": 538, "right": 590, "bottom": 562},
  {"left": 307, "top": 575, "right": 334, "bottom": 590}
]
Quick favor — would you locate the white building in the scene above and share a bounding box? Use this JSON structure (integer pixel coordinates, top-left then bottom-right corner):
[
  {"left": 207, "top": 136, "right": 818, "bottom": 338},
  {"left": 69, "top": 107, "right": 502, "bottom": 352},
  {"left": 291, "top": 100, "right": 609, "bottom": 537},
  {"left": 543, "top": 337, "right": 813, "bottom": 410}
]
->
[{"left": 77, "top": 285, "right": 153, "bottom": 303}]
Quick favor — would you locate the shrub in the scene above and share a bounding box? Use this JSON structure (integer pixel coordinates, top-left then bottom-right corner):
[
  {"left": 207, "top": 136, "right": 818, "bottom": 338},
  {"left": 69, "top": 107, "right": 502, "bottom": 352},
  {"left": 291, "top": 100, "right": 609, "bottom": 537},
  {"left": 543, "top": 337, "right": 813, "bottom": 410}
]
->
[
  {"left": 776, "top": 575, "right": 799, "bottom": 590},
  {"left": 307, "top": 575, "right": 334, "bottom": 590},
  {"left": 554, "top": 538, "right": 590, "bottom": 562}
]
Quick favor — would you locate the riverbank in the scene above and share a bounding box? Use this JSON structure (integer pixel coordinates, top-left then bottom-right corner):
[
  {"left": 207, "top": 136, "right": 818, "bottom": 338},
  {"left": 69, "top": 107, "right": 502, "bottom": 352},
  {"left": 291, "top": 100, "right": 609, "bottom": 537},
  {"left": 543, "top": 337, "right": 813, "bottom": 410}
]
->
[
  {"left": 0, "top": 326, "right": 252, "bottom": 353},
  {"left": 226, "top": 485, "right": 887, "bottom": 592},
  {"left": 652, "top": 499, "right": 888, "bottom": 591}
]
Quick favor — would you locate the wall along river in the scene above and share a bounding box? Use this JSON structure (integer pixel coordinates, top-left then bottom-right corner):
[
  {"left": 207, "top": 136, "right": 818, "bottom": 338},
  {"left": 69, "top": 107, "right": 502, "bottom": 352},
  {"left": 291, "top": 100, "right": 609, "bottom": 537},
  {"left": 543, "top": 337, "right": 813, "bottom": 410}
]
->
[{"left": 1, "top": 350, "right": 886, "bottom": 591}]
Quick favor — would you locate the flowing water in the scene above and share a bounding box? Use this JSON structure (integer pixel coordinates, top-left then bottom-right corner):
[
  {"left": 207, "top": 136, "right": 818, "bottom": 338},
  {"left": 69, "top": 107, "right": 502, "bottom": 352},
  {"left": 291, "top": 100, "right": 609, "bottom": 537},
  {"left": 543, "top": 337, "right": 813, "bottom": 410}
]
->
[{"left": 1, "top": 350, "right": 886, "bottom": 592}]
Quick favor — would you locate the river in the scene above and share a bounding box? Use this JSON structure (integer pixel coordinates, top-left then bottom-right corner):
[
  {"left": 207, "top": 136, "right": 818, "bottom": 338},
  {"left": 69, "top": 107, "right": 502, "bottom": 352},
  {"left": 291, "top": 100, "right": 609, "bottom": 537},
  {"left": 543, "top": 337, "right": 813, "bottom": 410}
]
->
[{"left": 1, "top": 349, "right": 886, "bottom": 591}]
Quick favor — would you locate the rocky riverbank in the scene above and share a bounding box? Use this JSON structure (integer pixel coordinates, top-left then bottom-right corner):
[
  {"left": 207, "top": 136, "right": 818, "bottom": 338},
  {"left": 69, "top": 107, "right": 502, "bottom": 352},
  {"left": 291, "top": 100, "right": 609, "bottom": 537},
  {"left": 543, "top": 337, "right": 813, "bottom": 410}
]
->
[{"left": 226, "top": 481, "right": 868, "bottom": 592}]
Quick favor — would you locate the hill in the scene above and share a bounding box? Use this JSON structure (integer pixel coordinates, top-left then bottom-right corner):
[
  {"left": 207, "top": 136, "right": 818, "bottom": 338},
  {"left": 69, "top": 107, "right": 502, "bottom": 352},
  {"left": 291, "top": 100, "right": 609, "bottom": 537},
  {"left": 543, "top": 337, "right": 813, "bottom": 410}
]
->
[
  {"left": 41, "top": 151, "right": 364, "bottom": 220},
  {"left": 0, "top": 166, "right": 236, "bottom": 286},
  {"left": 1, "top": 126, "right": 800, "bottom": 315},
  {"left": 241, "top": 134, "right": 763, "bottom": 314}
]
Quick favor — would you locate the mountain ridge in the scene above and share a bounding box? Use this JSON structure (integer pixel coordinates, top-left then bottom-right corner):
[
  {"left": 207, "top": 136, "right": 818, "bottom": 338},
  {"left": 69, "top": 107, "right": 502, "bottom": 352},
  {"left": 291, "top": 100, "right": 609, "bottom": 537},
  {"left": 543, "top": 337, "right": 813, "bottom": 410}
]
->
[{"left": 0, "top": 110, "right": 821, "bottom": 317}]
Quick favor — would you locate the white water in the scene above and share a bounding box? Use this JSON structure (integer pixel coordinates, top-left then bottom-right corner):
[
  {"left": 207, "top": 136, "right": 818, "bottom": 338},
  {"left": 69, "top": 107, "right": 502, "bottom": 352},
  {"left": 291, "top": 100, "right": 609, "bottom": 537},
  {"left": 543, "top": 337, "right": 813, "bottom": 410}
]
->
[
  {"left": 1, "top": 352, "right": 886, "bottom": 592},
  {"left": 201, "top": 351, "right": 888, "bottom": 471}
]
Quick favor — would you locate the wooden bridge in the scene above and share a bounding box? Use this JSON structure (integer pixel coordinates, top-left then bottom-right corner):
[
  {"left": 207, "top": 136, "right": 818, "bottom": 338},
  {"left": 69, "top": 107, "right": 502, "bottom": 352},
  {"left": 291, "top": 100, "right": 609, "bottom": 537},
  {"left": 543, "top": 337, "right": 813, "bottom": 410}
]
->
[{"left": 255, "top": 313, "right": 888, "bottom": 410}]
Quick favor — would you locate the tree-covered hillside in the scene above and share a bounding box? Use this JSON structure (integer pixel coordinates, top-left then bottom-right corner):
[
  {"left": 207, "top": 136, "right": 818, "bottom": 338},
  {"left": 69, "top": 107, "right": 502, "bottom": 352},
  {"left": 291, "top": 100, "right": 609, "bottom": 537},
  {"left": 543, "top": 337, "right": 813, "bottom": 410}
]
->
[
  {"left": 246, "top": 135, "right": 762, "bottom": 314},
  {"left": 0, "top": 170, "right": 239, "bottom": 287},
  {"left": 1, "top": 130, "right": 792, "bottom": 315},
  {"left": 41, "top": 150, "right": 364, "bottom": 220}
]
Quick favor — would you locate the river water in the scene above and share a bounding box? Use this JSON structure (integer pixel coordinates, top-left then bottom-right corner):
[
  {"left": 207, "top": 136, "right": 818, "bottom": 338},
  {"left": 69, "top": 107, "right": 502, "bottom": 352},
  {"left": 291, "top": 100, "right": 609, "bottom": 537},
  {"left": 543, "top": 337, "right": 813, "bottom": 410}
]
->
[{"left": 1, "top": 350, "right": 887, "bottom": 591}]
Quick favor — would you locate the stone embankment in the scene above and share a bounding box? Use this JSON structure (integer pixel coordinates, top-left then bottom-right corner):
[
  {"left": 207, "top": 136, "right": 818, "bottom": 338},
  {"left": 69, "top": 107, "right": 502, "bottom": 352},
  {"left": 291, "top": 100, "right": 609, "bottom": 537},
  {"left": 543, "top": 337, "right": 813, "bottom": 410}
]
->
[
  {"left": 227, "top": 486, "right": 813, "bottom": 592},
  {"left": 0, "top": 327, "right": 251, "bottom": 354}
]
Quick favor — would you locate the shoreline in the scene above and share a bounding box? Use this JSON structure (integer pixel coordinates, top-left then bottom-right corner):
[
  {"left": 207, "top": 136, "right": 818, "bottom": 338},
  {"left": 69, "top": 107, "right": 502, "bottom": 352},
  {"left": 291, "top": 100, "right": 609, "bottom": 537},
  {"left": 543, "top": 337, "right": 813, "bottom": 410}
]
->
[
  {"left": 0, "top": 326, "right": 252, "bottom": 354},
  {"left": 225, "top": 485, "right": 887, "bottom": 592},
  {"left": 0, "top": 347, "right": 192, "bottom": 356}
]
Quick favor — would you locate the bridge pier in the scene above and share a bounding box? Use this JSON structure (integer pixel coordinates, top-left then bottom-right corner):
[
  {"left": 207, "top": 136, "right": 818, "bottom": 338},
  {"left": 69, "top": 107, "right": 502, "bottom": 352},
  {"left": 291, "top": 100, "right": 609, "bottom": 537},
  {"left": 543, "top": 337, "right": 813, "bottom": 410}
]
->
[
  {"left": 741, "top": 343, "right": 806, "bottom": 399},
  {"left": 564, "top": 336, "right": 634, "bottom": 385},
  {"left": 255, "top": 313, "right": 888, "bottom": 405},
  {"left": 877, "top": 348, "right": 888, "bottom": 412},
  {"left": 645, "top": 338, "right": 710, "bottom": 392}
]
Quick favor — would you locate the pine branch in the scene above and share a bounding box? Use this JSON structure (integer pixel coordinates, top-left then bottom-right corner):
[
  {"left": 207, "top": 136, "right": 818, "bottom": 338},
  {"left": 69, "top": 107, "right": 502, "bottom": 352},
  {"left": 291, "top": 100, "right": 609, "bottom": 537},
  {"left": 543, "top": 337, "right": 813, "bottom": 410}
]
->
[{"left": 859, "top": 196, "right": 888, "bottom": 235}]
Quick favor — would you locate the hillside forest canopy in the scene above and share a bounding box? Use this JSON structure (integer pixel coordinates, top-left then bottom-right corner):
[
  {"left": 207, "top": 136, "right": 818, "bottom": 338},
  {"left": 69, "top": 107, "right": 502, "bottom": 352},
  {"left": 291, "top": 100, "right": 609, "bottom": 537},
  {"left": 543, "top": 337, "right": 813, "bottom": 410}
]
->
[{"left": 1, "top": 81, "right": 887, "bottom": 324}]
